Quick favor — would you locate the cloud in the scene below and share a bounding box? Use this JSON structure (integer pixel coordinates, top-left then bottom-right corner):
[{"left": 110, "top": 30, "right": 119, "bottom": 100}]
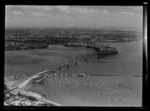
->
[
  {"left": 54, "top": 6, "right": 102, "bottom": 15},
  {"left": 116, "top": 11, "right": 142, "bottom": 19},
  {"left": 53, "top": 6, "right": 111, "bottom": 21},
  {"left": 56, "top": 6, "right": 70, "bottom": 11},
  {"left": 117, "top": 11, "right": 134, "bottom": 16},
  {"left": 7, "top": 5, "right": 53, "bottom": 11},
  {"left": 32, "top": 11, "right": 46, "bottom": 16},
  {"left": 6, "top": 5, "right": 111, "bottom": 19},
  {"left": 13, "top": 10, "right": 24, "bottom": 15},
  {"left": 5, "top": 6, "right": 143, "bottom": 29},
  {"left": 133, "top": 7, "right": 143, "bottom": 12}
]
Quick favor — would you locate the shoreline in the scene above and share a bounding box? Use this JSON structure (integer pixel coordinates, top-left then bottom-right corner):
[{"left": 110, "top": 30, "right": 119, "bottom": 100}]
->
[
  {"left": 4, "top": 40, "right": 142, "bottom": 106},
  {"left": 4, "top": 70, "right": 142, "bottom": 106},
  {"left": 29, "top": 74, "right": 142, "bottom": 106},
  {"left": 4, "top": 70, "right": 63, "bottom": 106}
]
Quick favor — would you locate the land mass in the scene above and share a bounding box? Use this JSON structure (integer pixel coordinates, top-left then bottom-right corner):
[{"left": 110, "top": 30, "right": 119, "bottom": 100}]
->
[{"left": 4, "top": 28, "right": 142, "bottom": 106}]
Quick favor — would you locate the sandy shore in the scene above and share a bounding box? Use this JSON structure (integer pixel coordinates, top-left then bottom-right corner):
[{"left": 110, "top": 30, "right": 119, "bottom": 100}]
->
[{"left": 28, "top": 75, "right": 142, "bottom": 106}]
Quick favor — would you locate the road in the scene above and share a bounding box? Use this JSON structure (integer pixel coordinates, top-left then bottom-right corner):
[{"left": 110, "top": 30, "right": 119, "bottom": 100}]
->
[{"left": 6, "top": 70, "right": 62, "bottom": 106}]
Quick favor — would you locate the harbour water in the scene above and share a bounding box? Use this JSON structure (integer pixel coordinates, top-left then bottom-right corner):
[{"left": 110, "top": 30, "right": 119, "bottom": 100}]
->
[{"left": 5, "top": 39, "right": 142, "bottom": 77}]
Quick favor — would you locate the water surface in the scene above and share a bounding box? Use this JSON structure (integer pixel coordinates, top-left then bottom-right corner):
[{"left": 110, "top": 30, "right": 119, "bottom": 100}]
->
[{"left": 5, "top": 40, "right": 142, "bottom": 77}]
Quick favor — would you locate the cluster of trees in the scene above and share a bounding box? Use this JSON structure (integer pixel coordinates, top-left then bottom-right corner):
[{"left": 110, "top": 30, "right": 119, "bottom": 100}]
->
[
  {"left": 5, "top": 35, "right": 81, "bottom": 50},
  {"left": 5, "top": 28, "right": 139, "bottom": 51}
]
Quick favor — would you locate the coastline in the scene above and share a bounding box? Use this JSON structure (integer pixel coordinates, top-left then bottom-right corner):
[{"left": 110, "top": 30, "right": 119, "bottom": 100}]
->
[
  {"left": 28, "top": 74, "right": 142, "bottom": 106},
  {"left": 4, "top": 40, "right": 142, "bottom": 106},
  {"left": 4, "top": 70, "right": 142, "bottom": 106},
  {"left": 4, "top": 70, "right": 62, "bottom": 106}
]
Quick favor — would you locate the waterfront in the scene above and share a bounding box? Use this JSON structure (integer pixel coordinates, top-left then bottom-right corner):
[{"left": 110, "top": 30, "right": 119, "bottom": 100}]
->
[
  {"left": 4, "top": 35, "right": 143, "bottom": 106},
  {"left": 4, "top": 39, "right": 143, "bottom": 106},
  {"left": 4, "top": 5, "right": 144, "bottom": 106},
  {"left": 5, "top": 39, "right": 142, "bottom": 77}
]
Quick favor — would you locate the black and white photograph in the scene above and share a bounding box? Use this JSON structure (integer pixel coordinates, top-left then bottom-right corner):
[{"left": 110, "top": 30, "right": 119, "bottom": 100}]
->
[{"left": 4, "top": 5, "right": 145, "bottom": 107}]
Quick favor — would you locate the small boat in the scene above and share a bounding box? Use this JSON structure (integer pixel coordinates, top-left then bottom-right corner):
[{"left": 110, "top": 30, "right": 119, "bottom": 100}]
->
[{"left": 77, "top": 73, "right": 86, "bottom": 77}]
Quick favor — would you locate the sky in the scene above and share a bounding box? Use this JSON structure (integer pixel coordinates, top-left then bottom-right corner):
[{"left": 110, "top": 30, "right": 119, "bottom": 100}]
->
[{"left": 5, "top": 5, "right": 143, "bottom": 30}]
